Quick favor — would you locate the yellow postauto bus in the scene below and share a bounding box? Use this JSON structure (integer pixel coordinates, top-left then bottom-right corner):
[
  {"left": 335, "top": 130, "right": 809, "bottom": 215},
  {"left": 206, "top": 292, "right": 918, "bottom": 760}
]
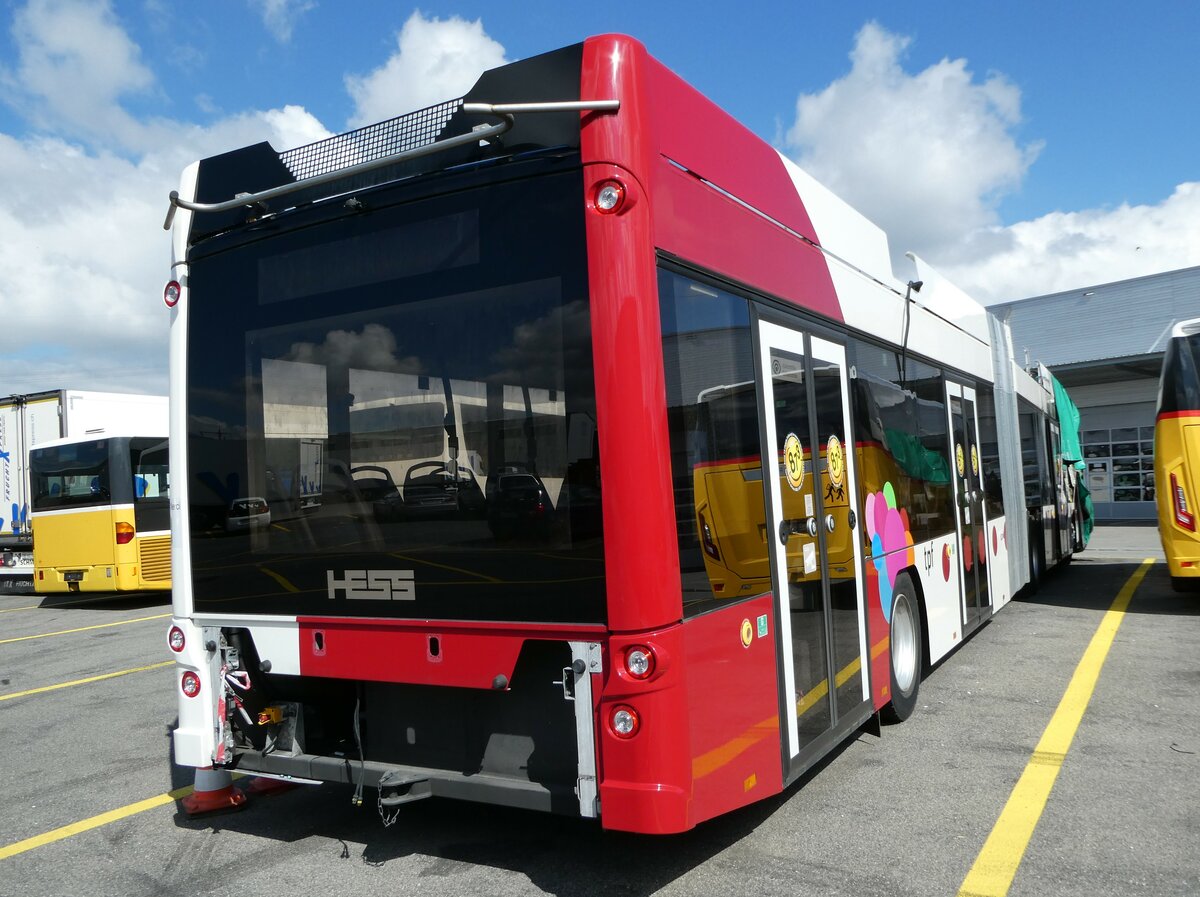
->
[
  {"left": 30, "top": 433, "right": 171, "bottom": 593},
  {"left": 1155, "top": 316, "right": 1200, "bottom": 592}
]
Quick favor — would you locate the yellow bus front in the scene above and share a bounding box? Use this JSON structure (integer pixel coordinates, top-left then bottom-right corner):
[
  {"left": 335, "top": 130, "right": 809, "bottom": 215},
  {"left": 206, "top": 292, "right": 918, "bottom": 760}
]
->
[{"left": 1155, "top": 414, "right": 1200, "bottom": 586}]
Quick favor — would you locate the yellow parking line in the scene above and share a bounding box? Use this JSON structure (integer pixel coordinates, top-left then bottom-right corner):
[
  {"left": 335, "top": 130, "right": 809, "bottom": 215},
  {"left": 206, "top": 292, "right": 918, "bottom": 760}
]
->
[
  {"left": 0, "top": 605, "right": 39, "bottom": 613},
  {"left": 0, "top": 773, "right": 251, "bottom": 861},
  {"left": 0, "top": 613, "right": 171, "bottom": 645},
  {"left": 957, "top": 558, "right": 1154, "bottom": 897},
  {"left": 0, "top": 787, "right": 190, "bottom": 861},
  {"left": 0, "top": 661, "right": 173, "bottom": 703}
]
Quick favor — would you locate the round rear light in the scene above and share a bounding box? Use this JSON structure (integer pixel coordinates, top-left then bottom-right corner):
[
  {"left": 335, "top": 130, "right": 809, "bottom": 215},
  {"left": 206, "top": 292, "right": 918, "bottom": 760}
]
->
[
  {"left": 168, "top": 626, "right": 186, "bottom": 653},
  {"left": 181, "top": 671, "right": 201, "bottom": 698},
  {"left": 624, "top": 645, "right": 655, "bottom": 679},
  {"left": 594, "top": 179, "right": 626, "bottom": 214},
  {"left": 610, "top": 704, "right": 640, "bottom": 739},
  {"left": 164, "top": 280, "right": 181, "bottom": 308}
]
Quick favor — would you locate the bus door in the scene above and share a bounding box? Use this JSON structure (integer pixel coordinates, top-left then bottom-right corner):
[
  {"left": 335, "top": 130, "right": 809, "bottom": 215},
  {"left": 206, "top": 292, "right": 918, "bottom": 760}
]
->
[
  {"left": 946, "top": 381, "right": 991, "bottom": 629},
  {"left": 757, "top": 320, "right": 870, "bottom": 774}
]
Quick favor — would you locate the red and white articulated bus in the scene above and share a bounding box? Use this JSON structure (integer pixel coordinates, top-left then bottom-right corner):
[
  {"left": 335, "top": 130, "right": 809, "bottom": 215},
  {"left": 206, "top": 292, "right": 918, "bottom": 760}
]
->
[{"left": 163, "top": 35, "right": 1080, "bottom": 834}]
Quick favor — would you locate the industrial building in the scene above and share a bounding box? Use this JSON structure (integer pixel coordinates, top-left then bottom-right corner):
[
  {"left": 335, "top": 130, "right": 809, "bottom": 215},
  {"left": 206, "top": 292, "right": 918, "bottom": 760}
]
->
[{"left": 990, "top": 265, "right": 1200, "bottom": 521}]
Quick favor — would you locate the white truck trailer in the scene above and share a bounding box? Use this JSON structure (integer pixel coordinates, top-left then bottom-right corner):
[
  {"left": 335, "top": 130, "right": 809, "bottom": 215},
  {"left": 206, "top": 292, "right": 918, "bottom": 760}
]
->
[{"left": 0, "top": 390, "right": 168, "bottom": 593}]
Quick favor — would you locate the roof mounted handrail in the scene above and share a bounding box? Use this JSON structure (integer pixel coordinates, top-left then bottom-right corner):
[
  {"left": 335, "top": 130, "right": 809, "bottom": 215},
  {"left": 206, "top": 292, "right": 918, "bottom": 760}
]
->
[{"left": 163, "top": 98, "right": 620, "bottom": 230}]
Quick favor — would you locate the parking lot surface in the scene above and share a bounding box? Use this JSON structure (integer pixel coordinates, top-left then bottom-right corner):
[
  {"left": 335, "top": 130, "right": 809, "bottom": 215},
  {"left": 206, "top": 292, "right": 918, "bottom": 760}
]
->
[{"left": 0, "top": 524, "right": 1196, "bottom": 897}]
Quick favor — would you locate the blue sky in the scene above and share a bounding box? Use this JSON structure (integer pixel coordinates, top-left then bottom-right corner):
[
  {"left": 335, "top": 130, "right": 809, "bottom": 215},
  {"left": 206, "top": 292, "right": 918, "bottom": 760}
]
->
[{"left": 0, "top": 0, "right": 1197, "bottom": 394}]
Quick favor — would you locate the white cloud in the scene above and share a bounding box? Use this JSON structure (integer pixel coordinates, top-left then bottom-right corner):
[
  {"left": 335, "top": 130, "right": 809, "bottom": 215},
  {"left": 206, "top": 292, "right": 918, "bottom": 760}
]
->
[
  {"left": 785, "top": 21, "right": 1040, "bottom": 267},
  {"left": 250, "top": 0, "right": 316, "bottom": 44},
  {"left": 344, "top": 10, "right": 507, "bottom": 127},
  {"left": 0, "top": 0, "right": 333, "bottom": 395},
  {"left": 0, "top": 3, "right": 505, "bottom": 395},
  {"left": 944, "top": 183, "right": 1200, "bottom": 304},
  {"left": 5, "top": 0, "right": 153, "bottom": 149},
  {"left": 783, "top": 21, "right": 1200, "bottom": 303}
]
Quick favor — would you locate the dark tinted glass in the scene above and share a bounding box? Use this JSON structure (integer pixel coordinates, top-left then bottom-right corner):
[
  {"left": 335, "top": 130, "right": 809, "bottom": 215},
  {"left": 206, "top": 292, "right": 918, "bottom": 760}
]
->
[
  {"left": 1019, "top": 403, "right": 1050, "bottom": 506},
  {"left": 976, "top": 387, "right": 1005, "bottom": 519},
  {"left": 657, "top": 269, "right": 759, "bottom": 616},
  {"left": 186, "top": 164, "right": 605, "bottom": 623},
  {"left": 1157, "top": 333, "right": 1200, "bottom": 414},
  {"left": 131, "top": 438, "right": 171, "bottom": 532},
  {"left": 30, "top": 440, "right": 112, "bottom": 511},
  {"left": 850, "top": 341, "right": 955, "bottom": 543}
]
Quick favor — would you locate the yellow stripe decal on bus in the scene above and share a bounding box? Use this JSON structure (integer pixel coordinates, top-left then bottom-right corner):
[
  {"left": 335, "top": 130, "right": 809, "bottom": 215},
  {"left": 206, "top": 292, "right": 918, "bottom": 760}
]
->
[
  {"left": 956, "top": 558, "right": 1154, "bottom": 897},
  {"left": 0, "top": 661, "right": 172, "bottom": 703},
  {"left": 693, "top": 636, "right": 888, "bottom": 780},
  {"left": 0, "top": 613, "right": 171, "bottom": 644}
]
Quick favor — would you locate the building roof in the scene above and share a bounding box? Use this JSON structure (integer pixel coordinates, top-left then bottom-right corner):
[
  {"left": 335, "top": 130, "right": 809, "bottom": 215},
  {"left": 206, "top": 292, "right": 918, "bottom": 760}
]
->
[{"left": 989, "top": 264, "right": 1200, "bottom": 369}]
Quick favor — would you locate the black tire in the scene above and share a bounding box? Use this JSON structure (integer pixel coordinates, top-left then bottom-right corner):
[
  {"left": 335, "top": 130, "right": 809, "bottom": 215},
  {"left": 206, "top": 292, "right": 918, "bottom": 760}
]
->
[
  {"left": 1171, "top": 576, "right": 1200, "bottom": 594},
  {"left": 881, "top": 572, "right": 923, "bottom": 724}
]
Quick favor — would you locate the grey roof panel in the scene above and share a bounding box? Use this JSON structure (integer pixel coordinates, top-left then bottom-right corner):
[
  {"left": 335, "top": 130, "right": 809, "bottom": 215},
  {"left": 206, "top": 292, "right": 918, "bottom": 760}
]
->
[{"left": 990, "top": 265, "right": 1200, "bottom": 368}]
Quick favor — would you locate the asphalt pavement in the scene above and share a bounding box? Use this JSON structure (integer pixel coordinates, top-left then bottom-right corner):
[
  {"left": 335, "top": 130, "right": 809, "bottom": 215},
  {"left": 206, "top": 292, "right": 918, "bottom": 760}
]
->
[{"left": 0, "top": 527, "right": 1195, "bottom": 897}]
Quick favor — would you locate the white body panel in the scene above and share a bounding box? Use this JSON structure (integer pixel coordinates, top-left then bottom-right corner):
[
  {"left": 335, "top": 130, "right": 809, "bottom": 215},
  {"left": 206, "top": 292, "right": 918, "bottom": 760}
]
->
[{"left": 777, "top": 152, "right": 993, "bottom": 383}]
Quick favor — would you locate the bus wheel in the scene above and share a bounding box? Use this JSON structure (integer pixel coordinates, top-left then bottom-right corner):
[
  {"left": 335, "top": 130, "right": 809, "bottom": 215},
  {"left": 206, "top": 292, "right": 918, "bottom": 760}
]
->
[{"left": 882, "top": 573, "right": 922, "bottom": 724}]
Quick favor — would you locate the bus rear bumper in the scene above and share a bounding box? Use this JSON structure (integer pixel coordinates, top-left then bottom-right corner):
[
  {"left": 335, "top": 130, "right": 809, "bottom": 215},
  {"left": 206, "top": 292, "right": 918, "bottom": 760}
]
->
[{"left": 35, "top": 564, "right": 123, "bottom": 592}]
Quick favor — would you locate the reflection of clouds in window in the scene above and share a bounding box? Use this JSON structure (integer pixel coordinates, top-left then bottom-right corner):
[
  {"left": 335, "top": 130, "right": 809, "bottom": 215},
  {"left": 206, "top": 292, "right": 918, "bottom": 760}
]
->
[
  {"left": 263, "top": 359, "right": 329, "bottom": 439},
  {"left": 284, "top": 323, "right": 424, "bottom": 375},
  {"left": 490, "top": 299, "right": 585, "bottom": 387}
]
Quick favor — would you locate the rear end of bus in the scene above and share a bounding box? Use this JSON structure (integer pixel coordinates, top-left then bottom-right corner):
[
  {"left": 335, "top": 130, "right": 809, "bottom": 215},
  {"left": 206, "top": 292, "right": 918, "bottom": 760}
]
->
[
  {"left": 31, "top": 435, "right": 172, "bottom": 593},
  {"left": 1155, "top": 318, "right": 1200, "bottom": 590},
  {"left": 167, "top": 35, "right": 809, "bottom": 834},
  {"left": 167, "top": 45, "right": 631, "bottom": 829}
]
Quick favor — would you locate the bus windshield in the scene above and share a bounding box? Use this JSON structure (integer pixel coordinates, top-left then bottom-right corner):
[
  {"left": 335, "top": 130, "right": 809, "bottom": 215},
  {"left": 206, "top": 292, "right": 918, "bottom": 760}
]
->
[
  {"left": 1158, "top": 332, "right": 1200, "bottom": 414},
  {"left": 31, "top": 440, "right": 112, "bottom": 511},
  {"left": 185, "top": 161, "right": 606, "bottom": 623}
]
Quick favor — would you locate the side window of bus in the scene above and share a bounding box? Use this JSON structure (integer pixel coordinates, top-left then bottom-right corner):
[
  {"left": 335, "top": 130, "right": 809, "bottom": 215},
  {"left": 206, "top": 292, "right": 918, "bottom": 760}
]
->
[
  {"left": 657, "top": 269, "right": 760, "bottom": 617},
  {"left": 849, "top": 341, "right": 955, "bottom": 545},
  {"left": 1019, "top": 403, "right": 1047, "bottom": 505},
  {"left": 131, "top": 439, "right": 170, "bottom": 500},
  {"left": 976, "top": 387, "right": 1005, "bottom": 520}
]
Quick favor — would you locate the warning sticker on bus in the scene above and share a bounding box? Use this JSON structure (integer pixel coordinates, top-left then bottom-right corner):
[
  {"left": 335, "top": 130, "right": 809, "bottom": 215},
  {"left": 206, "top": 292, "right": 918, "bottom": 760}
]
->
[{"left": 783, "top": 432, "right": 805, "bottom": 492}]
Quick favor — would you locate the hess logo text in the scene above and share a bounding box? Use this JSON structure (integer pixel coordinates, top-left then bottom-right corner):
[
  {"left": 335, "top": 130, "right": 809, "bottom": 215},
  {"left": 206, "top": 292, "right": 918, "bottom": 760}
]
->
[{"left": 327, "top": 570, "right": 416, "bottom": 601}]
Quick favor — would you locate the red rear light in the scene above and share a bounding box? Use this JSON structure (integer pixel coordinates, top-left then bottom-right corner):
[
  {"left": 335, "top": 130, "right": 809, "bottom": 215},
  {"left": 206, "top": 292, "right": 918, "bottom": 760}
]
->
[
  {"left": 1171, "top": 473, "right": 1195, "bottom": 531},
  {"left": 115, "top": 521, "right": 135, "bottom": 544},
  {"left": 609, "top": 704, "right": 640, "bottom": 738},
  {"left": 168, "top": 626, "right": 186, "bottom": 653},
  {"left": 164, "top": 280, "right": 181, "bottom": 308},
  {"left": 181, "top": 671, "right": 201, "bottom": 698}
]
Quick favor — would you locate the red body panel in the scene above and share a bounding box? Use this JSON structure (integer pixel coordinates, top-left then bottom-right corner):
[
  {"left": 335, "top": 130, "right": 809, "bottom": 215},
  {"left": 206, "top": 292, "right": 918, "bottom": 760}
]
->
[
  {"left": 681, "top": 594, "right": 783, "bottom": 826},
  {"left": 577, "top": 35, "right": 852, "bottom": 831},
  {"left": 296, "top": 617, "right": 604, "bottom": 688},
  {"left": 580, "top": 38, "right": 682, "bottom": 635}
]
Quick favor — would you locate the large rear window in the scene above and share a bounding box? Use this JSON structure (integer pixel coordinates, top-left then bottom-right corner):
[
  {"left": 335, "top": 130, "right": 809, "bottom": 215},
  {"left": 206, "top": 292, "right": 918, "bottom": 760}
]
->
[{"left": 186, "top": 162, "right": 605, "bottom": 623}]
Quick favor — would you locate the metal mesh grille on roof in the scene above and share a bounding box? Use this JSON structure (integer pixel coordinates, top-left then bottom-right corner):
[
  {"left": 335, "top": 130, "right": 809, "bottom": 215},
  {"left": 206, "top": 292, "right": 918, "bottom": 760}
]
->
[{"left": 279, "top": 98, "right": 462, "bottom": 182}]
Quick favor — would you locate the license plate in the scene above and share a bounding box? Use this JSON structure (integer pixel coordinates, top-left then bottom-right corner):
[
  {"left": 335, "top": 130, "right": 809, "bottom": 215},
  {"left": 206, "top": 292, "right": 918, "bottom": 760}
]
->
[{"left": 64, "top": 571, "right": 84, "bottom": 582}]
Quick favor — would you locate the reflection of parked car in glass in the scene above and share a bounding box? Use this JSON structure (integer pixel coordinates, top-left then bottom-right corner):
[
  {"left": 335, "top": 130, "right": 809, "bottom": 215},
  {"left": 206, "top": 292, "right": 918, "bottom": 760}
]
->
[
  {"left": 351, "top": 465, "right": 400, "bottom": 503},
  {"left": 226, "top": 497, "right": 271, "bottom": 532},
  {"left": 487, "top": 472, "right": 552, "bottom": 540},
  {"left": 374, "top": 461, "right": 485, "bottom": 520}
]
